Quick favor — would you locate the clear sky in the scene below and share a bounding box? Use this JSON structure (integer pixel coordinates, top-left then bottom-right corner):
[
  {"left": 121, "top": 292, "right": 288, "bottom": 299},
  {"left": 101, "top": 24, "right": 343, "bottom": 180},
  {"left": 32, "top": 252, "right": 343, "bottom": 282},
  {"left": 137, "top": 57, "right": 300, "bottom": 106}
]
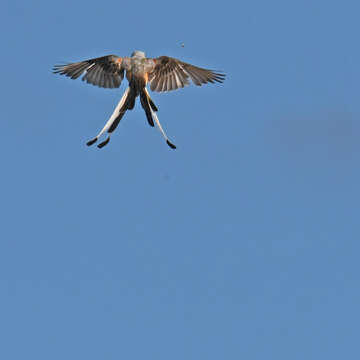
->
[{"left": 1, "top": 1, "right": 360, "bottom": 359}]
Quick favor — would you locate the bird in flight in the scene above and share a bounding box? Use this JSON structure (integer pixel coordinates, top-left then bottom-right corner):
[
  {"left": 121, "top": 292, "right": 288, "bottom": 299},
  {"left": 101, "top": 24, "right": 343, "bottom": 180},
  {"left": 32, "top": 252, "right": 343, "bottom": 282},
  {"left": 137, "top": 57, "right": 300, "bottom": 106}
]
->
[{"left": 53, "top": 51, "right": 225, "bottom": 149}]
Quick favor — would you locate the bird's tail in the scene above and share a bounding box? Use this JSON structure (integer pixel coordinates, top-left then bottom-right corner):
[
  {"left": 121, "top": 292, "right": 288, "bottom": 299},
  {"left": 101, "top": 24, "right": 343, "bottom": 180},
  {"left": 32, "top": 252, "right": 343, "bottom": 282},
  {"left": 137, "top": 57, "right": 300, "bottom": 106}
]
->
[
  {"left": 107, "top": 87, "right": 136, "bottom": 133},
  {"left": 86, "top": 86, "right": 136, "bottom": 148},
  {"left": 86, "top": 85, "right": 176, "bottom": 150},
  {"left": 142, "top": 88, "right": 176, "bottom": 149},
  {"left": 140, "top": 89, "right": 155, "bottom": 127}
]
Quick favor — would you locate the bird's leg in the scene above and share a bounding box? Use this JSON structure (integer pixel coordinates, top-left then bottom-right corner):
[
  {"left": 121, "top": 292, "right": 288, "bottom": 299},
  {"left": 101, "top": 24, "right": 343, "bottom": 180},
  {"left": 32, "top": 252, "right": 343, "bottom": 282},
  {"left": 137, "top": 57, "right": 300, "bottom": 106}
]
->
[
  {"left": 86, "top": 87, "right": 130, "bottom": 147},
  {"left": 144, "top": 89, "right": 176, "bottom": 149}
]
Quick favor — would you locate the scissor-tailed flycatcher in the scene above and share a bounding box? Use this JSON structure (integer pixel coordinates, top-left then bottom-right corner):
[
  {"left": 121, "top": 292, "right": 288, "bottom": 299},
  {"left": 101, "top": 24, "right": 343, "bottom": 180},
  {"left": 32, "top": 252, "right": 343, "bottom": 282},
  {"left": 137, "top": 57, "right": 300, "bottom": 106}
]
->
[{"left": 53, "top": 51, "right": 225, "bottom": 149}]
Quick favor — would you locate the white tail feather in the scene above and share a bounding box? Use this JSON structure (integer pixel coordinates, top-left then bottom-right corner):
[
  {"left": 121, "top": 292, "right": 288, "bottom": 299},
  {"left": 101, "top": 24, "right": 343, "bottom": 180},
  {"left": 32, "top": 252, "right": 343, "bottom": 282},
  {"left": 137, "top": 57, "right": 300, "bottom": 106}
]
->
[
  {"left": 144, "top": 88, "right": 172, "bottom": 144},
  {"left": 94, "top": 87, "right": 130, "bottom": 140}
]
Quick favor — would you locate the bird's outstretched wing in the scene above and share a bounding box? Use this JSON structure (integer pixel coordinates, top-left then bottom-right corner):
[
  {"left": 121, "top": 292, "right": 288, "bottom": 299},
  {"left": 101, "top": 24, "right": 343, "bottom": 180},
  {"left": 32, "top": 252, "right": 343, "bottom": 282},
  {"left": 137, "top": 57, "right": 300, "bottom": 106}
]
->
[
  {"left": 148, "top": 56, "right": 225, "bottom": 92},
  {"left": 53, "top": 55, "right": 125, "bottom": 88}
]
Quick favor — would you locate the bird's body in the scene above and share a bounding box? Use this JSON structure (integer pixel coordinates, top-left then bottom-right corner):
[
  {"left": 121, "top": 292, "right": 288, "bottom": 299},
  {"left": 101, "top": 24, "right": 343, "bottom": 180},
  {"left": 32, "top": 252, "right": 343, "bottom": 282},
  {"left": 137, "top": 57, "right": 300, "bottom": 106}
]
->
[{"left": 53, "top": 50, "right": 225, "bottom": 149}]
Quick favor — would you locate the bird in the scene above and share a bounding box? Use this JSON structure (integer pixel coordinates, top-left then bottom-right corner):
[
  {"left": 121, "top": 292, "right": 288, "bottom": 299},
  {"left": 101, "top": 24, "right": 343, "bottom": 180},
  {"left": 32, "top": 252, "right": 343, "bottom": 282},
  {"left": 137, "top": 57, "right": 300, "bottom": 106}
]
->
[{"left": 53, "top": 50, "right": 225, "bottom": 149}]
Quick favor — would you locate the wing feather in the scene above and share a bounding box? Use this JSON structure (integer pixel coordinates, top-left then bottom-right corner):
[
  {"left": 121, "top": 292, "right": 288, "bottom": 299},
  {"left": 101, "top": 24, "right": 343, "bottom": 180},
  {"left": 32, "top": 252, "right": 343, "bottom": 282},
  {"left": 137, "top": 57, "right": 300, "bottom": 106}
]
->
[
  {"left": 158, "top": 74, "right": 166, "bottom": 92},
  {"left": 53, "top": 55, "right": 124, "bottom": 88},
  {"left": 148, "top": 56, "right": 225, "bottom": 92},
  {"left": 170, "top": 73, "right": 176, "bottom": 90}
]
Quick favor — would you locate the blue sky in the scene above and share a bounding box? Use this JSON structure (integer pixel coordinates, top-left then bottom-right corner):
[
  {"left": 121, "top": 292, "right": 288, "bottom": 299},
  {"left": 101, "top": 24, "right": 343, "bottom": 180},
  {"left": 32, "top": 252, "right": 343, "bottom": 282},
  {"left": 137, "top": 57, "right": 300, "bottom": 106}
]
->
[{"left": 1, "top": 1, "right": 360, "bottom": 359}]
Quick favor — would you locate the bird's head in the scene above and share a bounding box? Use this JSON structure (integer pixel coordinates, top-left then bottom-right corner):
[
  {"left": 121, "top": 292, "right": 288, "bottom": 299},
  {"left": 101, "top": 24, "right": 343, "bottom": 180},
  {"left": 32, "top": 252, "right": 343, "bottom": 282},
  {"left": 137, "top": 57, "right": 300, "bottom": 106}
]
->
[{"left": 131, "top": 50, "right": 146, "bottom": 58}]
